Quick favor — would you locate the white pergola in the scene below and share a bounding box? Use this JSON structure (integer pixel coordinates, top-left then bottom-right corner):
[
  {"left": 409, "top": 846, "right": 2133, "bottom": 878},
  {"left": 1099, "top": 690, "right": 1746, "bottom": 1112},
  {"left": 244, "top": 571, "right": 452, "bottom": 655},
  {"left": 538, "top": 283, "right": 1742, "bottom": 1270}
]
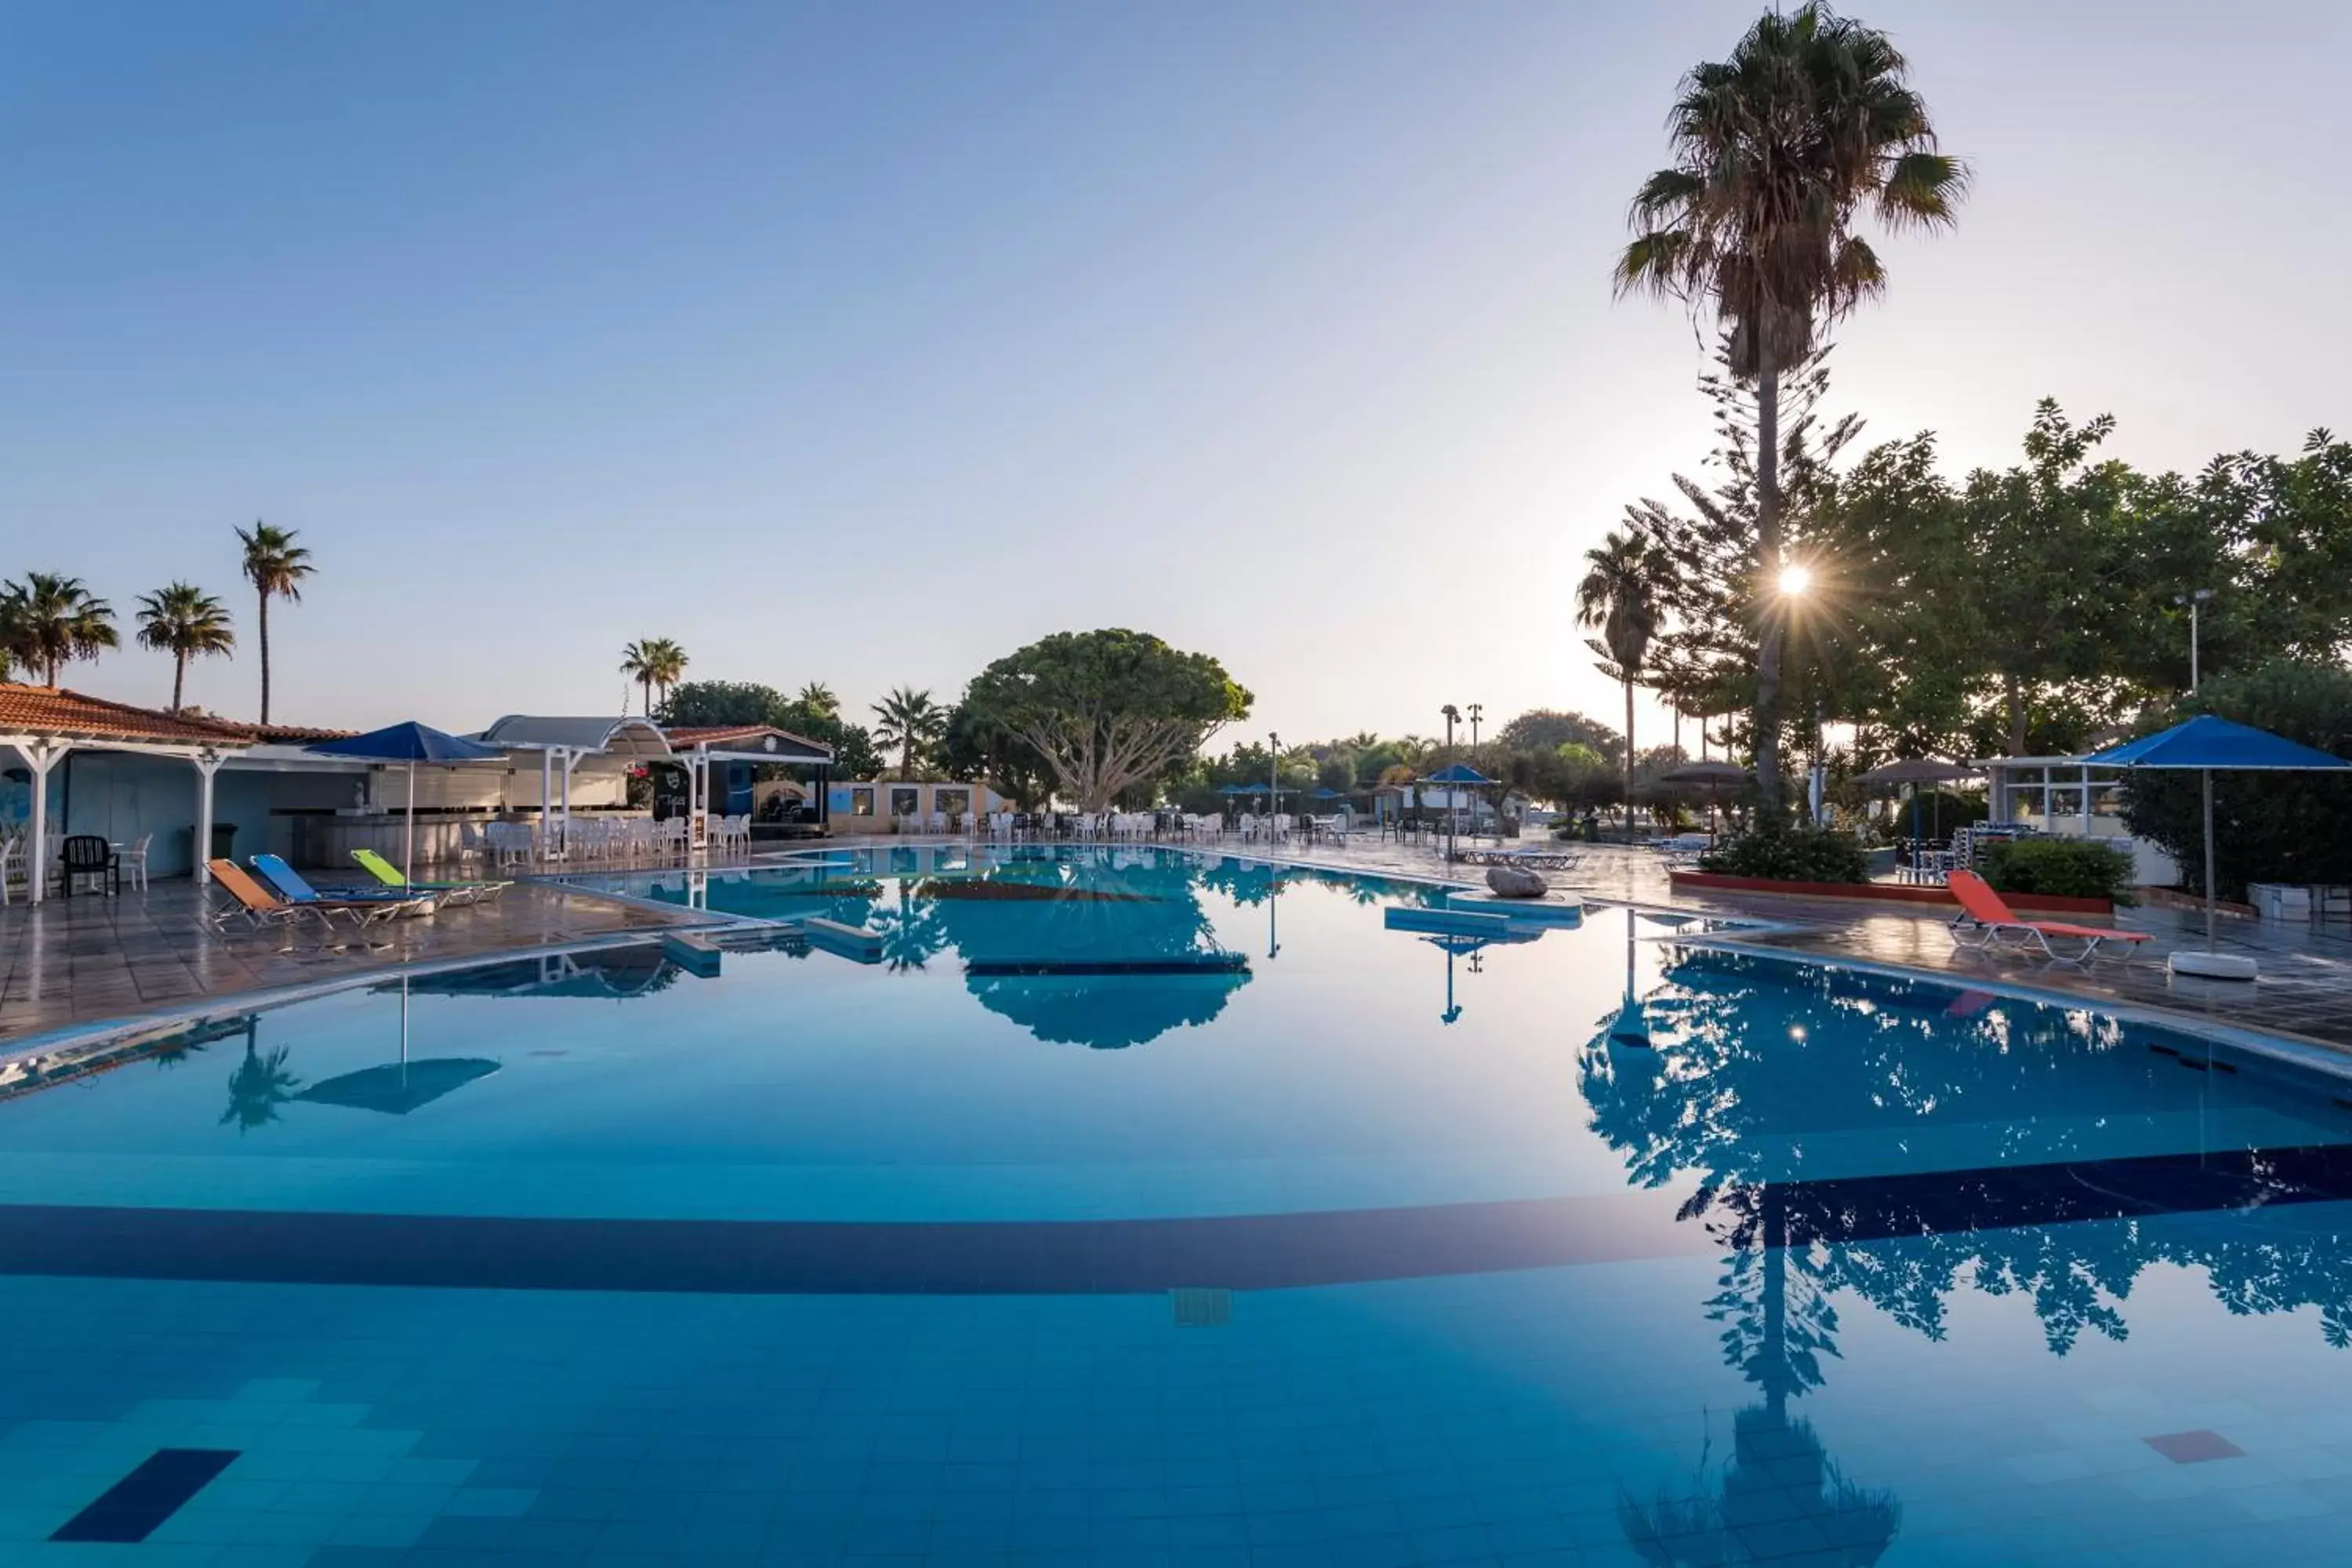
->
[{"left": 2, "top": 726, "right": 249, "bottom": 904}]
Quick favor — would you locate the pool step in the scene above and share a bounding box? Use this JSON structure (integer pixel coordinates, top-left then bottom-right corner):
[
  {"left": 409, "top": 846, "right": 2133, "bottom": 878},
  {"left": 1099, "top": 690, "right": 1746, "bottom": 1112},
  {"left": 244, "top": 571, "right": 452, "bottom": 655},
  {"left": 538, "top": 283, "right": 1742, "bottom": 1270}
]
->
[
  {"left": 802, "top": 918, "right": 884, "bottom": 964},
  {"left": 659, "top": 933, "right": 724, "bottom": 978}
]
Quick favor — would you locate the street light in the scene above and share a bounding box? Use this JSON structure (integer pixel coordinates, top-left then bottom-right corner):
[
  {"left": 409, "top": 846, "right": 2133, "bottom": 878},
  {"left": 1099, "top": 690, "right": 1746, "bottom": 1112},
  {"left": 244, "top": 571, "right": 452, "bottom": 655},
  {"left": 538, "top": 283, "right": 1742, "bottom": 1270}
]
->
[
  {"left": 1440, "top": 704, "right": 1461, "bottom": 859},
  {"left": 1467, "top": 702, "right": 1483, "bottom": 750},
  {"left": 2175, "top": 589, "right": 2215, "bottom": 691}
]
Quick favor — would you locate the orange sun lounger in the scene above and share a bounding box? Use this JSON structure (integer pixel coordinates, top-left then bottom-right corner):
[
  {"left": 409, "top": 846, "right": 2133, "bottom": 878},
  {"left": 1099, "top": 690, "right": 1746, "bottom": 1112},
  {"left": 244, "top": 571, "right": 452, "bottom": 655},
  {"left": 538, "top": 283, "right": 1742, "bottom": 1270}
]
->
[{"left": 1945, "top": 869, "right": 2152, "bottom": 964}]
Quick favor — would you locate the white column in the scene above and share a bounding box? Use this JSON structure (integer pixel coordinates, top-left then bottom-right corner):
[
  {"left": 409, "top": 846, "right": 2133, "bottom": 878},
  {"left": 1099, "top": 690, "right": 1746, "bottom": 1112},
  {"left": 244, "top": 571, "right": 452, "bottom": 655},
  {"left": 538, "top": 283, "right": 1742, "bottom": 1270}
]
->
[
  {"left": 20, "top": 741, "right": 67, "bottom": 905},
  {"left": 2080, "top": 763, "right": 2093, "bottom": 836},
  {"left": 559, "top": 748, "right": 576, "bottom": 855},
  {"left": 539, "top": 749, "right": 554, "bottom": 865},
  {"left": 193, "top": 752, "right": 223, "bottom": 884}
]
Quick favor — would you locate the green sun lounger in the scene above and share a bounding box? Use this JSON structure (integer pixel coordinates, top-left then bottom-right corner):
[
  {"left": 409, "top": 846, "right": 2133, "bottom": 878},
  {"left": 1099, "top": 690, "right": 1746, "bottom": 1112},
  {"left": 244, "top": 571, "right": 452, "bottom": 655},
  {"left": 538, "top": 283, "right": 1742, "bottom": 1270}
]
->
[{"left": 351, "top": 848, "right": 510, "bottom": 906}]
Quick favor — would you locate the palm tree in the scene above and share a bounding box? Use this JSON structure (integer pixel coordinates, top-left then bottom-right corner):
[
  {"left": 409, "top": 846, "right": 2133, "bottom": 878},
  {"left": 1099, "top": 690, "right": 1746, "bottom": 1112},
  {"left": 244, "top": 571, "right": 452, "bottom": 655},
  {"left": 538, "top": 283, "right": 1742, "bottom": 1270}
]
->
[
  {"left": 0, "top": 572, "right": 119, "bottom": 687},
  {"left": 646, "top": 638, "right": 688, "bottom": 715},
  {"left": 136, "top": 583, "right": 235, "bottom": 711},
  {"left": 1577, "top": 530, "right": 1665, "bottom": 826},
  {"left": 796, "top": 681, "right": 840, "bottom": 719},
  {"left": 1615, "top": 2, "right": 1965, "bottom": 810},
  {"left": 871, "top": 686, "right": 946, "bottom": 780},
  {"left": 237, "top": 522, "right": 314, "bottom": 725},
  {"left": 619, "top": 640, "right": 660, "bottom": 716}
]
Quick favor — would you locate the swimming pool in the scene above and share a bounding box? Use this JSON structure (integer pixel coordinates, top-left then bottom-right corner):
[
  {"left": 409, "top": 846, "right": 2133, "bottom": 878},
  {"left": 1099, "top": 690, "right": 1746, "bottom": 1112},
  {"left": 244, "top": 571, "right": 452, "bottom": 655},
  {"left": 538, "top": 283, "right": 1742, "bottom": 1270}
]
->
[{"left": 3, "top": 844, "right": 2350, "bottom": 1564}]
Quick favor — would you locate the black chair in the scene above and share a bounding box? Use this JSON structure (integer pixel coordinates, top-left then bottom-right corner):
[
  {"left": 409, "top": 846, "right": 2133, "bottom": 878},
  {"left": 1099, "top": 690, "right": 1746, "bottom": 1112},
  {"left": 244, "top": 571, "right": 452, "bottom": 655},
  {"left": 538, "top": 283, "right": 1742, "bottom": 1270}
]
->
[{"left": 57, "top": 834, "right": 119, "bottom": 897}]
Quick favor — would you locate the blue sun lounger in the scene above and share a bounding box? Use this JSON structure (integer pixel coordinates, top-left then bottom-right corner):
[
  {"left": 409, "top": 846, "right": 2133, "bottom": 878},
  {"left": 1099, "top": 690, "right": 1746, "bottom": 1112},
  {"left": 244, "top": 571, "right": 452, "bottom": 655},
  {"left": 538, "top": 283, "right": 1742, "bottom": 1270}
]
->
[{"left": 249, "top": 854, "right": 434, "bottom": 924}]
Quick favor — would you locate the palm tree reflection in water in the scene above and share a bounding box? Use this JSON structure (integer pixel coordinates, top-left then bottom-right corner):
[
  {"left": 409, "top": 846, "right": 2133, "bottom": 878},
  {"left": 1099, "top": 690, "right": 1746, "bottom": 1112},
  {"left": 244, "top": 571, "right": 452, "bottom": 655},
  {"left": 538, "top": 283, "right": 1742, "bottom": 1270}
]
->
[
  {"left": 222, "top": 1036, "right": 302, "bottom": 1133},
  {"left": 1587, "top": 944, "right": 2352, "bottom": 1563}
]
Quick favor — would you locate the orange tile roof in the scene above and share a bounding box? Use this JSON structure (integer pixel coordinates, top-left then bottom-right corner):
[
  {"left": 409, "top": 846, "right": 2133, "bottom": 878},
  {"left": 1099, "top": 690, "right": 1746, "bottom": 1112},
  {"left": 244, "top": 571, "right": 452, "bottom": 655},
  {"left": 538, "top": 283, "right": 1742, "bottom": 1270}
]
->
[{"left": 0, "top": 684, "right": 257, "bottom": 746}]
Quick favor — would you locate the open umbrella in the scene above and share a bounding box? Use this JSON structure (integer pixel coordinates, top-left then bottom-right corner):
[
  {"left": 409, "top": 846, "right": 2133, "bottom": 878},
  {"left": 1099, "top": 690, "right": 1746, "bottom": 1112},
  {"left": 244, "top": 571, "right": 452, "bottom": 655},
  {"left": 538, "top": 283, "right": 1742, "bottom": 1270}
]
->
[
  {"left": 1852, "top": 757, "right": 1981, "bottom": 855},
  {"left": 2087, "top": 715, "right": 2352, "bottom": 979},
  {"left": 1659, "top": 760, "right": 1751, "bottom": 845},
  {"left": 308, "top": 722, "right": 506, "bottom": 884},
  {"left": 1420, "top": 763, "right": 1498, "bottom": 852}
]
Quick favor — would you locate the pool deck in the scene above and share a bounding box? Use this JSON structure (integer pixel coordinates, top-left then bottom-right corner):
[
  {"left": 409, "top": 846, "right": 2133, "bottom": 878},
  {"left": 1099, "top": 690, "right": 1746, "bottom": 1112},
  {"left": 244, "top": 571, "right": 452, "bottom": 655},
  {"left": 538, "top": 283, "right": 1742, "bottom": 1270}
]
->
[
  {"left": 0, "top": 877, "right": 713, "bottom": 1047},
  {"left": 8, "top": 831, "right": 2352, "bottom": 1059}
]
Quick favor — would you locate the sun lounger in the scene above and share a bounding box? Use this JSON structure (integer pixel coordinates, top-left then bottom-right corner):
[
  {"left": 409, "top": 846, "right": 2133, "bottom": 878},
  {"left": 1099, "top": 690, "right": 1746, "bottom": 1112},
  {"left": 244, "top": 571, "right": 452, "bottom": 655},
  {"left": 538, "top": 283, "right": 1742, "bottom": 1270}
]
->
[
  {"left": 205, "top": 859, "right": 318, "bottom": 931},
  {"left": 350, "top": 848, "right": 509, "bottom": 906},
  {"left": 1946, "top": 870, "right": 2151, "bottom": 964},
  {"left": 249, "top": 854, "right": 432, "bottom": 924}
]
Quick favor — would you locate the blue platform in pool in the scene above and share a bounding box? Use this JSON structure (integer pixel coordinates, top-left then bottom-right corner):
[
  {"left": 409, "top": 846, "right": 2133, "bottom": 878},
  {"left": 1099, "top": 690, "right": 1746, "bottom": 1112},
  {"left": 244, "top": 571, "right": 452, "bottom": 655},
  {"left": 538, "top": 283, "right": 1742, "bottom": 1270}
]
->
[{"left": 3, "top": 844, "right": 2351, "bottom": 1565}]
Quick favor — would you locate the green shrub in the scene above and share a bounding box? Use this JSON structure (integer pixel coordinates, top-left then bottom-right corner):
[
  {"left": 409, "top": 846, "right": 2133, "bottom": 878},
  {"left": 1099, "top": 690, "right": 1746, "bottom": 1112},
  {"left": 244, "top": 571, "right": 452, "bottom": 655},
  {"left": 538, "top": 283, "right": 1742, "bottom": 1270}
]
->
[
  {"left": 1697, "top": 826, "right": 1870, "bottom": 884},
  {"left": 1980, "top": 839, "right": 2135, "bottom": 905}
]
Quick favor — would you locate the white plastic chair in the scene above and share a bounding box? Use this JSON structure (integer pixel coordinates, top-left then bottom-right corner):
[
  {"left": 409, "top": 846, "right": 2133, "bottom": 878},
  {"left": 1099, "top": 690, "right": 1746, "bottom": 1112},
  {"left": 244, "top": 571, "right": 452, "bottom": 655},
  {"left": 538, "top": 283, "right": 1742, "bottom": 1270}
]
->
[
  {"left": 116, "top": 833, "right": 153, "bottom": 891},
  {"left": 0, "top": 834, "right": 22, "bottom": 906}
]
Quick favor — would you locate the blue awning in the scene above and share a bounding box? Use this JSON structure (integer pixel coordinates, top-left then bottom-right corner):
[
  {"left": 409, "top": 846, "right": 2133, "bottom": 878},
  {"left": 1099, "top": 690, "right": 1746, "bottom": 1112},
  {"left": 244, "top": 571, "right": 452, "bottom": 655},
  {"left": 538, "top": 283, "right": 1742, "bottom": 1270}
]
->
[
  {"left": 2085, "top": 715, "right": 2352, "bottom": 772},
  {"left": 1419, "top": 763, "right": 1498, "bottom": 786}
]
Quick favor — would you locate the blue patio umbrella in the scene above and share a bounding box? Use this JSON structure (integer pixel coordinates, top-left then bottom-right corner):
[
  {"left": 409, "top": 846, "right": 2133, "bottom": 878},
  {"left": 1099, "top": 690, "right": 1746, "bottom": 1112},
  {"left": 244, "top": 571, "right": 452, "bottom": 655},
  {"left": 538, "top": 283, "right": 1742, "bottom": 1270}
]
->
[
  {"left": 1419, "top": 763, "right": 1498, "bottom": 786},
  {"left": 2087, "top": 714, "right": 2352, "bottom": 976},
  {"left": 309, "top": 722, "right": 506, "bottom": 882},
  {"left": 1310, "top": 786, "right": 1347, "bottom": 800}
]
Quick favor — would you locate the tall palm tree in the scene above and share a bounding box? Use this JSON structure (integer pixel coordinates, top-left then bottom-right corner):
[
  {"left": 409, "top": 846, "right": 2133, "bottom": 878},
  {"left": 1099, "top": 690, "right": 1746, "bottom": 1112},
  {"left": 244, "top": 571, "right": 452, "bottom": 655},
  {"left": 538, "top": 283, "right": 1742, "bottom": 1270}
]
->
[
  {"left": 0, "top": 572, "right": 119, "bottom": 687},
  {"left": 1614, "top": 2, "right": 1965, "bottom": 810},
  {"left": 135, "top": 582, "right": 235, "bottom": 711},
  {"left": 619, "top": 640, "right": 660, "bottom": 716},
  {"left": 646, "top": 638, "right": 688, "bottom": 715},
  {"left": 237, "top": 522, "right": 314, "bottom": 725},
  {"left": 1578, "top": 531, "right": 1665, "bottom": 824},
  {"left": 796, "top": 681, "right": 840, "bottom": 719},
  {"left": 871, "top": 686, "right": 946, "bottom": 780}
]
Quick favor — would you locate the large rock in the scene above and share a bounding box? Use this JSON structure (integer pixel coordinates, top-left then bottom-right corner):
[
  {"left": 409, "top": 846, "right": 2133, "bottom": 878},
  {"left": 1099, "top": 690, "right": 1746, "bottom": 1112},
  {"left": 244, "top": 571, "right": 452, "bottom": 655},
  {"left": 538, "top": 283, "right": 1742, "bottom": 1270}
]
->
[{"left": 1485, "top": 865, "right": 1549, "bottom": 899}]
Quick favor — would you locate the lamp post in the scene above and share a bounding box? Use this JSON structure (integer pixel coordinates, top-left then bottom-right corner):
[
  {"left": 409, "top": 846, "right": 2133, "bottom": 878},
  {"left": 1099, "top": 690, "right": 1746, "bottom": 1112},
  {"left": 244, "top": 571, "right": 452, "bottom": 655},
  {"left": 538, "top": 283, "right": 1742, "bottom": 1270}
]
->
[
  {"left": 1440, "top": 704, "right": 1461, "bottom": 860},
  {"left": 2175, "top": 589, "right": 2215, "bottom": 692},
  {"left": 1267, "top": 731, "right": 1279, "bottom": 833},
  {"left": 1467, "top": 702, "right": 1483, "bottom": 750}
]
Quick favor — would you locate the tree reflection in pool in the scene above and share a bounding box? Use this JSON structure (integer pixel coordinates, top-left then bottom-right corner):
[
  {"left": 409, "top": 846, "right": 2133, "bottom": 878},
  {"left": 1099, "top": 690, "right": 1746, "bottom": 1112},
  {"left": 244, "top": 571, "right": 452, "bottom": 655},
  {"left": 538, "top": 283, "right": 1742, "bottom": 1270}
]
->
[{"left": 1585, "top": 946, "right": 2352, "bottom": 1565}]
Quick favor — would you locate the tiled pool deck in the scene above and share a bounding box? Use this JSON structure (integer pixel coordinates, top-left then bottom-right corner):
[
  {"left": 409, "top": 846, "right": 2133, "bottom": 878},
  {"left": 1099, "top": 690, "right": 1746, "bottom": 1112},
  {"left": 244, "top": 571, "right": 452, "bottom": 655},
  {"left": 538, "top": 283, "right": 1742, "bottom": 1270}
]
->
[
  {"left": 0, "top": 880, "right": 710, "bottom": 1047},
  {"left": 9, "top": 833, "right": 2352, "bottom": 1061}
]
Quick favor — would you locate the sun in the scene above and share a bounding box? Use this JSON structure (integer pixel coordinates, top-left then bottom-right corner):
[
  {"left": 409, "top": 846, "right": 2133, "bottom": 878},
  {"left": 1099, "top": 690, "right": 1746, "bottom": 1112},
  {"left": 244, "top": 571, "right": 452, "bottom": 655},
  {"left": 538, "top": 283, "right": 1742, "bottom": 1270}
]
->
[{"left": 1778, "top": 564, "right": 1813, "bottom": 597}]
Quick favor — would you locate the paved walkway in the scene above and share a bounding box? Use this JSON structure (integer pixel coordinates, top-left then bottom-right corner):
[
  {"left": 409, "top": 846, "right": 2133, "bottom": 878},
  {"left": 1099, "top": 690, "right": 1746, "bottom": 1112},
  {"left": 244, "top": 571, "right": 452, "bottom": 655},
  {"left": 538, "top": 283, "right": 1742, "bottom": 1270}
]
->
[{"left": 0, "top": 878, "right": 706, "bottom": 1045}]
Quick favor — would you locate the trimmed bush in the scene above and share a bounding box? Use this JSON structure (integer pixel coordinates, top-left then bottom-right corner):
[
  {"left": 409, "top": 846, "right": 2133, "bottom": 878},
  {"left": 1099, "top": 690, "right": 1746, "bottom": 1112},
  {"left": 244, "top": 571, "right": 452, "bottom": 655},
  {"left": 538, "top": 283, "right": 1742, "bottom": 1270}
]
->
[
  {"left": 1697, "top": 826, "right": 1870, "bottom": 884},
  {"left": 1980, "top": 838, "right": 2135, "bottom": 905}
]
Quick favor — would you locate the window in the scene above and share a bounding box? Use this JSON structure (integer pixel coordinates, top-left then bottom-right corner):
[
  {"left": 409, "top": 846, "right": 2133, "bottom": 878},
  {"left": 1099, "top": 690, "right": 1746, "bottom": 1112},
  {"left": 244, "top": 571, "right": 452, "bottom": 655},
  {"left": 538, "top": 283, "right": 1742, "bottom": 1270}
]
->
[
  {"left": 890, "top": 787, "right": 919, "bottom": 818},
  {"left": 936, "top": 789, "right": 970, "bottom": 815},
  {"left": 849, "top": 787, "right": 874, "bottom": 818}
]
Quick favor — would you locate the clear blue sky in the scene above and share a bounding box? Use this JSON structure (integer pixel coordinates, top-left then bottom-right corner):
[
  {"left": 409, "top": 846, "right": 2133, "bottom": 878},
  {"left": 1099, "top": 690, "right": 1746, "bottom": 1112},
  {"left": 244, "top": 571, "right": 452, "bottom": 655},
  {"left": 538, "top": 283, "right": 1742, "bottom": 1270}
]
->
[{"left": 5, "top": 1, "right": 2343, "bottom": 746}]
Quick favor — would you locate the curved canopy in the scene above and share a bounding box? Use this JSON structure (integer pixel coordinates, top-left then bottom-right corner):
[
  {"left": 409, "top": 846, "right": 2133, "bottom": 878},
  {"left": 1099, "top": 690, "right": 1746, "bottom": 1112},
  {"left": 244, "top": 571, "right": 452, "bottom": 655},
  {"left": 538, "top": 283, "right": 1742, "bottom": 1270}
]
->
[{"left": 476, "top": 715, "right": 673, "bottom": 758}]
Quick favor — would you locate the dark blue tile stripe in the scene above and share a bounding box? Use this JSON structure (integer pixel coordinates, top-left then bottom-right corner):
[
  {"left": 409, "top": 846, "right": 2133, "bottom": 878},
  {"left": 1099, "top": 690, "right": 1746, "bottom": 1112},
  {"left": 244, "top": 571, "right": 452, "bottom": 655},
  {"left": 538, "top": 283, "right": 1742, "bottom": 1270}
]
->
[
  {"left": 50, "top": 1448, "right": 238, "bottom": 1542},
  {"left": 0, "top": 1142, "right": 2347, "bottom": 1298},
  {"left": 964, "top": 956, "right": 1250, "bottom": 976}
]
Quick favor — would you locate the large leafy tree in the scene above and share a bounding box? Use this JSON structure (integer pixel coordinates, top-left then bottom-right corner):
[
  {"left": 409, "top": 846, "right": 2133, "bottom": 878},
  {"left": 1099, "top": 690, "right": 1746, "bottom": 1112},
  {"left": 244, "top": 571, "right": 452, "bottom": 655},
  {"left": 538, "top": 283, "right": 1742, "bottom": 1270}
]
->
[
  {"left": 2, "top": 572, "right": 119, "bottom": 687},
  {"left": 871, "top": 686, "right": 947, "bottom": 780},
  {"left": 943, "top": 697, "right": 1054, "bottom": 808},
  {"left": 960, "top": 630, "right": 1250, "bottom": 810},
  {"left": 1616, "top": 2, "right": 1965, "bottom": 810},
  {"left": 1576, "top": 529, "right": 1667, "bottom": 821},
  {"left": 136, "top": 581, "right": 235, "bottom": 711},
  {"left": 237, "top": 522, "right": 313, "bottom": 724}
]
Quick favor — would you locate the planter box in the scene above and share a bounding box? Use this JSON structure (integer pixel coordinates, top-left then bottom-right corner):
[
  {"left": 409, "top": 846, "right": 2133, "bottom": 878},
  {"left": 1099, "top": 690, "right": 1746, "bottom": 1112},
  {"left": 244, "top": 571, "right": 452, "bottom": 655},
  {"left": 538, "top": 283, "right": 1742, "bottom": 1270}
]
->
[{"left": 1668, "top": 869, "right": 2114, "bottom": 916}]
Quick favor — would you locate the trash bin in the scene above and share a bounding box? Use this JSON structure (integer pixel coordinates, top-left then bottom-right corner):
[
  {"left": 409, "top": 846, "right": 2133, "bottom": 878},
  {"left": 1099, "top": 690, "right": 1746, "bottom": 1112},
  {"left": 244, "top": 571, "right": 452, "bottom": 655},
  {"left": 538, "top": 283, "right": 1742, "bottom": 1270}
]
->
[
  {"left": 2248, "top": 882, "right": 2310, "bottom": 922},
  {"left": 209, "top": 822, "right": 237, "bottom": 862}
]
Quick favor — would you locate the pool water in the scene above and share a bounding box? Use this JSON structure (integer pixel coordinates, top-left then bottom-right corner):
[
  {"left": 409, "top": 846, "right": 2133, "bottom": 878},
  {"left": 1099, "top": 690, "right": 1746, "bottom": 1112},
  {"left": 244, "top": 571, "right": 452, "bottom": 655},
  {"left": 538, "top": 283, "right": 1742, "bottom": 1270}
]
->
[{"left": 3, "top": 844, "right": 2352, "bottom": 1565}]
